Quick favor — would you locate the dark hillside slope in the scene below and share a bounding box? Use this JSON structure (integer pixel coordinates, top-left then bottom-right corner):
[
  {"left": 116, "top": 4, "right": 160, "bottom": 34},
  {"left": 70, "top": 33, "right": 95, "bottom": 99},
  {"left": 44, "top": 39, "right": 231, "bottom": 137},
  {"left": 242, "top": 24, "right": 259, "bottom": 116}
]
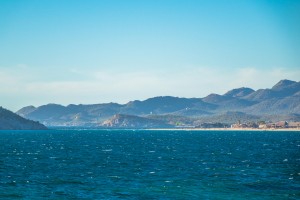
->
[{"left": 0, "top": 107, "right": 47, "bottom": 130}]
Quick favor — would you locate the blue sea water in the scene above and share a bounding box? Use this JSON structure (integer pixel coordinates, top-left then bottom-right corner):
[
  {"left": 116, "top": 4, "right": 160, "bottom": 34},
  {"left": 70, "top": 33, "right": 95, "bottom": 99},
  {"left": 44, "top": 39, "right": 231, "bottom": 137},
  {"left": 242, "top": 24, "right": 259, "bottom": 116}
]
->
[{"left": 0, "top": 130, "right": 299, "bottom": 199}]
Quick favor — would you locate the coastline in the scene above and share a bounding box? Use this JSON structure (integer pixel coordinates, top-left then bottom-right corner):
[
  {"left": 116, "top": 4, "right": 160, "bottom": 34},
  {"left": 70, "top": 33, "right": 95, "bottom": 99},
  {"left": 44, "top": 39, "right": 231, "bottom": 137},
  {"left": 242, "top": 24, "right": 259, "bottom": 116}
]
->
[{"left": 146, "top": 128, "right": 300, "bottom": 131}]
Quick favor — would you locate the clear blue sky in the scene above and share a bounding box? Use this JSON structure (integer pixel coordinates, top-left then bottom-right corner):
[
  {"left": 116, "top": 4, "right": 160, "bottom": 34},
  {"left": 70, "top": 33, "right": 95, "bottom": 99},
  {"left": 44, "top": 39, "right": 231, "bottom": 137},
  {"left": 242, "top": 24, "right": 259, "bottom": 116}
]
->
[{"left": 0, "top": 0, "right": 299, "bottom": 111}]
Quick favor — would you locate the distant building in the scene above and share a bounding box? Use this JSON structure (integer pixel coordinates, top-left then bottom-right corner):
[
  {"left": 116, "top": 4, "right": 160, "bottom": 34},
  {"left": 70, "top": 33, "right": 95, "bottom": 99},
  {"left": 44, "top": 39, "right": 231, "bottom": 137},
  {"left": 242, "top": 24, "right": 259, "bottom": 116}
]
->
[
  {"left": 231, "top": 123, "right": 247, "bottom": 128},
  {"left": 231, "top": 121, "right": 258, "bottom": 129},
  {"left": 230, "top": 121, "right": 292, "bottom": 129},
  {"left": 265, "top": 121, "right": 288, "bottom": 129},
  {"left": 288, "top": 122, "right": 300, "bottom": 128},
  {"left": 259, "top": 124, "right": 267, "bottom": 129},
  {"left": 275, "top": 121, "right": 288, "bottom": 128}
]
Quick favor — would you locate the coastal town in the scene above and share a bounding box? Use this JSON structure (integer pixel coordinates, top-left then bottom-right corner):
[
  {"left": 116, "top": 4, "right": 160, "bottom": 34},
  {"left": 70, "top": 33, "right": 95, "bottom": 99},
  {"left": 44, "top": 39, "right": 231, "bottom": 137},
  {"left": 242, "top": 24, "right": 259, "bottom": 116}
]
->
[{"left": 193, "top": 121, "right": 300, "bottom": 130}]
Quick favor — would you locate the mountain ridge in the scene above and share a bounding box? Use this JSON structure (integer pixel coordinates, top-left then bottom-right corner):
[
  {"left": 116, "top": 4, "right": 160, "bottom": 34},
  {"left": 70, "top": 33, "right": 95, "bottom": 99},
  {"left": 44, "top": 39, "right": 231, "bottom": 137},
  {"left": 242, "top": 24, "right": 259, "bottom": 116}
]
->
[{"left": 16, "top": 79, "right": 300, "bottom": 128}]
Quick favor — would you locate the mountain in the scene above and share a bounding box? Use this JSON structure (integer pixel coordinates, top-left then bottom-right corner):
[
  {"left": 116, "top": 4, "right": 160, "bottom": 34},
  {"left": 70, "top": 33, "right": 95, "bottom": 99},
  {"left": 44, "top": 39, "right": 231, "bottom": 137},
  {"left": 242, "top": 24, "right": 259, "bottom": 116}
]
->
[
  {"left": 224, "top": 87, "right": 254, "bottom": 97},
  {"left": 243, "top": 80, "right": 300, "bottom": 101},
  {"left": 146, "top": 114, "right": 195, "bottom": 126},
  {"left": 202, "top": 93, "right": 232, "bottom": 104},
  {"left": 240, "top": 80, "right": 300, "bottom": 114},
  {"left": 194, "top": 111, "right": 261, "bottom": 125},
  {"left": 244, "top": 95, "right": 300, "bottom": 115},
  {"left": 271, "top": 79, "right": 297, "bottom": 91},
  {"left": 16, "top": 79, "right": 300, "bottom": 127},
  {"left": 16, "top": 103, "right": 122, "bottom": 126},
  {"left": 171, "top": 108, "right": 211, "bottom": 117},
  {"left": 17, "top": 105, "right": 36, "bottom": 117},
  {"left": 120, "top": 96, "right": 209, "bottom": 115},
  {"left": 202, "top": 93, "right": 254, "bottom": 110},
  {"left": 102, "top": 114, "right": 173, "bottom": 128},
  {"left": 242, "top": 89, "right": 277, "bottom": 102},
  {"left": 16, "top": 97, "right": 214, "bottom": 126},
  {"left": 0, "top": 107, "right": 47, "bottom": 130}
]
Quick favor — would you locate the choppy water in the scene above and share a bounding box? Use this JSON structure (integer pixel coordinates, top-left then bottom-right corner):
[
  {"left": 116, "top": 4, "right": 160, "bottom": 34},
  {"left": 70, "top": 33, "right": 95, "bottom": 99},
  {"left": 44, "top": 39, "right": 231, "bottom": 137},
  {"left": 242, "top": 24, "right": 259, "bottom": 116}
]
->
[{"left": 0, "top": 130, "right": 299, "bottom": 199}]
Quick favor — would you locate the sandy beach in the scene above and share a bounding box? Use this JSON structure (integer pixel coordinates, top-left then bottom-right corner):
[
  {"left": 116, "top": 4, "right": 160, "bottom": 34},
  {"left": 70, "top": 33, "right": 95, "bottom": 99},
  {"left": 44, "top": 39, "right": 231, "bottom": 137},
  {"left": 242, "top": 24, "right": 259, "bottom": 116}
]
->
[{"left": 146, "top": 128, "right": 300, "bottom": 131}]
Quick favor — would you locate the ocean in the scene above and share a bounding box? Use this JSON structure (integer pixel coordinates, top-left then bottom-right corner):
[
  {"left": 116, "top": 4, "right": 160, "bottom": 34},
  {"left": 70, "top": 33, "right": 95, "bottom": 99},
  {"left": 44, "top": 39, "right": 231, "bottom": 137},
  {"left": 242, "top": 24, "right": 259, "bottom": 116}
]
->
[{"left": 0, "top": 130, "right": 299, "bottom": 199}]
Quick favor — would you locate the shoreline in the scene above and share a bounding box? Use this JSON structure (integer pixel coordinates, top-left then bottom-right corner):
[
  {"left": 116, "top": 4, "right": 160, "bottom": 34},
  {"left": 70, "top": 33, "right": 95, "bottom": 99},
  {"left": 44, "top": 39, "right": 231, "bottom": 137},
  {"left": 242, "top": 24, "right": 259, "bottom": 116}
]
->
[
  {"left": 49, "top": 126, "right": 300, "bottom": 131},
  {"left": 146, "top": 128, "right": 300, "bottom": 131}
]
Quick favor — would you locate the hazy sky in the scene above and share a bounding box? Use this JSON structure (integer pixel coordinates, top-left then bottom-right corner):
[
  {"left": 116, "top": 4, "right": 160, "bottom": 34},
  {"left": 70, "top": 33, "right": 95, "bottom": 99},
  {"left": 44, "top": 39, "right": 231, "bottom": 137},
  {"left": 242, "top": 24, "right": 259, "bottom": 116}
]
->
[{"left": 1, "top": 0, "right": 299, "bottom": 111}]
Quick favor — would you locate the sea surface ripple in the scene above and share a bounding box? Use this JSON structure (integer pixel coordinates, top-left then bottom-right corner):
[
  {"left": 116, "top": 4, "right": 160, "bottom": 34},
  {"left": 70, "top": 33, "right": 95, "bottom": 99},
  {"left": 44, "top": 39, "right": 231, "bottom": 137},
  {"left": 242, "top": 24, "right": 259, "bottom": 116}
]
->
[{"left": 0, "top": 130, "right": 299, "bottom": 199}]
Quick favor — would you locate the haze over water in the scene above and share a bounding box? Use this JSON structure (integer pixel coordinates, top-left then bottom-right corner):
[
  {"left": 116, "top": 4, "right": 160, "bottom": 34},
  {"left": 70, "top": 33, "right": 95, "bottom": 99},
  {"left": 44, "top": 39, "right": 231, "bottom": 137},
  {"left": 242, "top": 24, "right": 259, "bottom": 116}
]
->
[{"left": 0, "top": 130, "right": 299, "bottom": 199}]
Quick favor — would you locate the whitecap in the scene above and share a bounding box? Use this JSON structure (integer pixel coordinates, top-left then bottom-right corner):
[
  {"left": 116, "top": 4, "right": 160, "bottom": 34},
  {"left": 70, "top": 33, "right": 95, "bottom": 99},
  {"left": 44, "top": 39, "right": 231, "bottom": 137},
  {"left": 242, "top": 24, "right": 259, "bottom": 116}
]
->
[
  {"left": 108, "top": 176, "right": 120, "bottom": 178},
  {"left": 102, "top": 149, "right": 112, "bottom": 152}
]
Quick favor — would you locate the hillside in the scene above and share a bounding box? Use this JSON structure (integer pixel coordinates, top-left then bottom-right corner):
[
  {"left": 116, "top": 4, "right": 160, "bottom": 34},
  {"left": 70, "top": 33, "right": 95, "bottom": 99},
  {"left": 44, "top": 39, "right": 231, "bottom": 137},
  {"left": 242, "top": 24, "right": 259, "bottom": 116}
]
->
[
  {"left": 194, "top": 111, "right": 261, "bottom": 125},
  {"left": 16, "top": 79, "right": 300, "bottom": 127},
  {"left": 224, "top": 87, "right": 255, "bottom": 98},
  {"left": 102, "top": 114, "right": 173, "bottom": 128},
  {"left": 0, "top": 107, "right": 47, "bottom": 130}
]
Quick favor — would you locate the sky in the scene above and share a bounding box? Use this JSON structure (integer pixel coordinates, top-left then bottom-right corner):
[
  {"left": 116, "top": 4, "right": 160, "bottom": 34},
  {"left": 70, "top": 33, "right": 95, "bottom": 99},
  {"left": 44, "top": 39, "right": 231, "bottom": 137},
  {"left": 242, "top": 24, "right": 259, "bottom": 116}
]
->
[{"left": 0, "top": 0, "right": 300, "bottom": 111}]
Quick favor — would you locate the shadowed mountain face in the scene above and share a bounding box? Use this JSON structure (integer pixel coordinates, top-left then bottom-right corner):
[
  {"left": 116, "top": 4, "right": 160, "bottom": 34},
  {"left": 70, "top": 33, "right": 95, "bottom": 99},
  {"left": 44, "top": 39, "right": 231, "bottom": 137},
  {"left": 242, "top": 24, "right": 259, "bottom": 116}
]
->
[
  {"left": 0, "top": 107, "right": 47, "bottom": 130},
  {"left": 17, "top": 79, "right": 300, "bottom": 128}
]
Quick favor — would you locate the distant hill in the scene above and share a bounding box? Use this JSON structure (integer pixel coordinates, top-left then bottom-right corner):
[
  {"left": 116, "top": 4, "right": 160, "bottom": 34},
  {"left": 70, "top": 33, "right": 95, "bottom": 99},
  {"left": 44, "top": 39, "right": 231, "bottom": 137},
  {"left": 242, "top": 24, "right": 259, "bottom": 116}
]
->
[
  {"left": 120, "top": 96, "right": 207, "bottom": 115},
  {"left": 0, "top": 107, "right": 47, "bottom": 130},
  {"left": 102, "top": 114, "right": 173, "bottom": 129},
  {"left": 224, "top": 87, "right": 255, "bottom": 98},
  {"left": 17, "top": 103, "right": 122, "bottom": 127},
  {"left": 243, "top": 80, "right": 300, "bottom": 102},
  {"left": 202, "top": 93, "right": 254, "bottom": 110},
  {"left": 271, "top": 79, "right": 298, "bottom": 91},
  {"left": 146, "top": 114, "right": 195, "bottom": 126},
  {"left": 194, "top": 111, "right": 261, "bottom": 125},
  {"left": 16, "top": 79, "right": 300, "bottom": 128},
  {"left": 17, "top": 105, "right": 36, "bottom": 116}
]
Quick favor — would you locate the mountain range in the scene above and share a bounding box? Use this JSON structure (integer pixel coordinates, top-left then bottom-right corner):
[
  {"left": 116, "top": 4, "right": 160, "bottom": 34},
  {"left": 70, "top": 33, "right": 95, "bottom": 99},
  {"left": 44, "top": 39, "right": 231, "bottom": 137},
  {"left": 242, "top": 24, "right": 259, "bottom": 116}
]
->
[{"left": 16, "top": 79, "right": 300, "bottom": 128}]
